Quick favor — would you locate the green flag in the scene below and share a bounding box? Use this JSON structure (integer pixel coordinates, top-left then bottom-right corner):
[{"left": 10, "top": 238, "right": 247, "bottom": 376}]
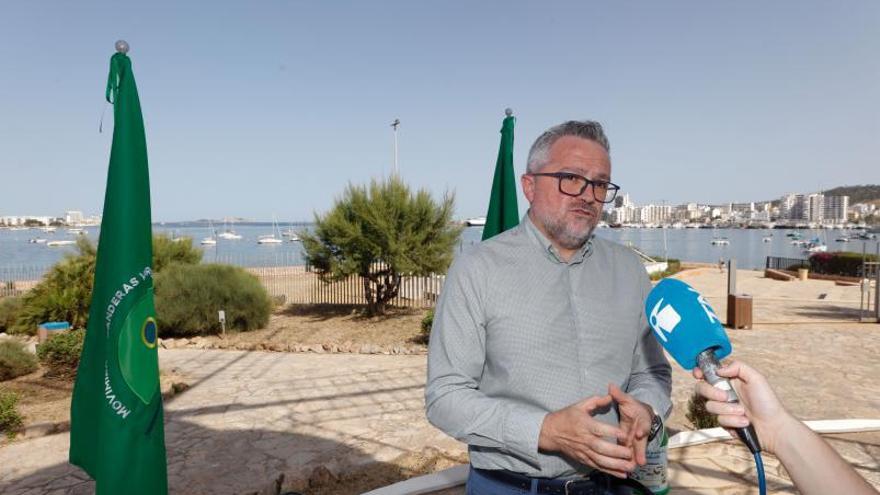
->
[
  {"left": 482, "top": 114, "right": 519, "bottom": 240},
  {"left": 69, "top": 50, "right": 168, "bottom": 495}
]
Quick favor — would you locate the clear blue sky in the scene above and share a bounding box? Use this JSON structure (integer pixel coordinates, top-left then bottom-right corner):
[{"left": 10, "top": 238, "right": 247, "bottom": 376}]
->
[{"left": 1, "top": 1, "right": 878, "bottom": 222}]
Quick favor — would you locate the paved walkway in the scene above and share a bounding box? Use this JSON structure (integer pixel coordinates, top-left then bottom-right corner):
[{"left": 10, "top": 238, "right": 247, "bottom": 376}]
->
[{"left": 1, "top": 269, "right": 878, "bottom": 494}]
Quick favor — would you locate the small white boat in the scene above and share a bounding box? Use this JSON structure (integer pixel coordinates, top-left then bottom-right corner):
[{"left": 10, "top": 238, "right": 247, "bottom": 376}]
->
[
  {"left": 217, "top": 231, "right": 243, "bottom": 240},
  {"left": 29, "top": 238, "right": 48, "bottom": 244},
  {"left": 835, "top": 237, "right": 850, "bottom": 243},
  {"left": 465, "top": 217, "right": 486, "bottom": 227},
  {"left": 762, "top": 236, "right": 772, "bottom": 243},
  {"left": 258, "top": 215, "right": 284, "bottom": 244},
  {"left": 804, "top": 244, "right": 827, "bottom": 253},
  {"left": 257, "top": 235, "right": 283, "bottom": 244},
  {"left": 288, "top": 234, "right": 301, "bottom": 242},
  {"left": 217, "top": 219, "right": 243, "bottom": 240},
  {"left": 47, "top": 240, "right": 76, "bottom": 247},
  {"left": 201, "top": 220, "right": 218, "bottom": 246},
  {"left": 710, "top": 238, "right": 730, "bottom": 246}
]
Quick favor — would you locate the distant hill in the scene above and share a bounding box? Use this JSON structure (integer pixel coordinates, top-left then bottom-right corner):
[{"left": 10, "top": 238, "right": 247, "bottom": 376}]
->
[
  {"left": 822, "top": 184, "right": 880, "bottom": 205},
  {"left": 766, "top": 184, "right": 880, "bottom": 207}
]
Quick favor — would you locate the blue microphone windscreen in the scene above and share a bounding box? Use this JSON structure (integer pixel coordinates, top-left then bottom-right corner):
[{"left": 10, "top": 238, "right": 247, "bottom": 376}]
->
[{"left": 645, "top": 278, "right": 732, "bottom": 370}]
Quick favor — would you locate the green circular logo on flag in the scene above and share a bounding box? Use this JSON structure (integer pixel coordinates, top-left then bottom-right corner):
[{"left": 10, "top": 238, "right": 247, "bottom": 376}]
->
[{"left": 118, "top": 290, "right": 160, "bottom": 405}]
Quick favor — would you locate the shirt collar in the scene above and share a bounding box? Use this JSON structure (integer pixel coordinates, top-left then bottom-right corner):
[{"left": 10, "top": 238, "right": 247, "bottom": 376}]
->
[{"left": 521, "top": 211, "right": 593, "bottom": 265}]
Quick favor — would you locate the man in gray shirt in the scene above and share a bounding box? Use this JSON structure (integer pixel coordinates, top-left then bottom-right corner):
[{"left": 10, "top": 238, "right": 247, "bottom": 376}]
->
[{"left": 426, "top": 120, "right": 672, "bottom": 494}]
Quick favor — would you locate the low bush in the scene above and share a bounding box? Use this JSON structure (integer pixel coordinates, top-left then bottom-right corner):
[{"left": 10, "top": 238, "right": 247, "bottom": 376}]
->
[
  {"left": 154, "top": 263, "right": 271, "bottom": 337},
  {"left": 649, "top": 258, "right": 682, "bottom": 281},
  {"left": 12, "top": 235, "right": 202, "bottom": 336},
  {"left": 152, "top": 235, "right": 203, "bottom": 272},
  {"left": 36, "top": 330, "right": 84, "bottom": 378},
  {"left": 686, "top": 391, "right": 720, "bottom": 430},
  {"left": 809, "top": 252, "right": 878, "bottom": 277},
  {"left": 420, "top": 308, "right": 434, "bottom": 342},
  {"left": 12, "top": 238, "right": 95, "bottom": 335},
  {"left": 0, "top": 297, "right": 23, "bottom": 334},
  {"left": 0, "top": 341, "right": 38, "bottom": 381},
  {"left": 0, "top": 388, "right": 23, "bottom": 438}
]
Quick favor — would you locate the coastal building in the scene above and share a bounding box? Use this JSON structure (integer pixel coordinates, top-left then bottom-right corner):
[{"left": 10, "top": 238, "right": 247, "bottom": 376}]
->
[
  {"left": 0, "top": 215, "right": 53, "bottom": 226},
  {"left": 609, "top": 204, "right": 638, "bottom": 224},
  {"left": 805, "top": 194, "right": 824, "bottom": 222},
  {"left": 823, "top": 196, "right": 849, "bottom": 224},
  {"left": 614, "top": 193, "right": 633, "bottom": 208},
  {"left": 638, "top": 204, "right": 673, "bottom": 225},
  {"left": 65, "top": 210, "right": 85, "bottom": 225},
  {"left": 779, "top": 193, "right": 799, "bottom": 219}
]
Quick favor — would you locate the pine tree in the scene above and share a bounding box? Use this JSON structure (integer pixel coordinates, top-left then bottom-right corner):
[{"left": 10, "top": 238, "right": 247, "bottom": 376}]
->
[{"left": 301, "top": 176, "right": 461, "bottom": 315}]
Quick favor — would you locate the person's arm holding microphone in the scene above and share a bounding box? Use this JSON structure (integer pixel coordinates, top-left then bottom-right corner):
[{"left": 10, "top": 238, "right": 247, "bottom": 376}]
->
[{"left": 694, "top": 361, "right": 878, "bottom": 495}]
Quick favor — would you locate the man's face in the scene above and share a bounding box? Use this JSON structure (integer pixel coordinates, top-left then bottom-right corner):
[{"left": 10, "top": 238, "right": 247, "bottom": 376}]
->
[{"left": 521, "top": 136, "right": 611, "bottom": 251}]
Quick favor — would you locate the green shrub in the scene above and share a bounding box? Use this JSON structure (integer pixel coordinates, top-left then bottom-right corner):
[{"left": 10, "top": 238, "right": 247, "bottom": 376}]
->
[
  {"left": 13, "top": 235, "right": 202, "bottom": 335},
  {"left": 0, "top": 388, "right": 23, "bottom": 438},
  {"left": 421, "top": 308, "right": 434, "bottom": 339},
  {"left": 809, "top": 252, "right": 878, "bottom": 277},
  {"left": 36, "top": 330, "right": 84, "bottom": 378},
  {"left": 649, "top": 258, "right": 682, "bottom": 281},
  {"left": 154, "top": 263, "right": 271, "bottom": 337},
  {"left": 0, "top": 341, "right": 38, "bottom": 381},
  {"left": 152, "top": 235, "right": 203, "bottom": 272},
  {"left": 686, "top": 391, "right": 720, "bottom": 430},
  {"left": 0, "top": 298, "right": 23, "bottom": 333},
  {"left": 13, "top": 238, "right": 96, "bottom": 335}
]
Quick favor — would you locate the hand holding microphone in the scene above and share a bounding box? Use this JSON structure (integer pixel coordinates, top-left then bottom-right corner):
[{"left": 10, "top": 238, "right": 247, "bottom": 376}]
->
[
  {"left": 646, "top": 278, "right": 878, "bottom": 495},
  {"left": 694, "top": 360, "right": 878, "bottom": 495},
  {"left": 644, "top": 278, "right": 760, "bottom": 454},
  {"left": 692, "top": 361, "right": 789, "bottom": 455}
]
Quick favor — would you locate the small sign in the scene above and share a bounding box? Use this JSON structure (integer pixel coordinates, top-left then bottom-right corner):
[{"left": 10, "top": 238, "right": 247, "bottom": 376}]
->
[{"left": 218, "top": 310, "right": 226, "bottom": 323}]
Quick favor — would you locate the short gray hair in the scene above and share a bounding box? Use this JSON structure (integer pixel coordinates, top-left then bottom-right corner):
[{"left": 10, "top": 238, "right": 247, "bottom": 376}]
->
[{"left": 526, "top": 120, "right": 610, "bottom": 173}]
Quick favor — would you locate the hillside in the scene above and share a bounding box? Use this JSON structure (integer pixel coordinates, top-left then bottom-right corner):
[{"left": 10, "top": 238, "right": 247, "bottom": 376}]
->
[
  {"left": 823, "top": 184, "right": 880, "bottom": 204},
  {"left": 767, "top": 184, "right": 880, "bottom": 207}
]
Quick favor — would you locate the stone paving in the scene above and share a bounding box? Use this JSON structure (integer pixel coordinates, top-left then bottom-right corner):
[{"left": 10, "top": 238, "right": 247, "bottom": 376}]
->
[
  {"left": 0, "top": 352, "right": 464, "bottom": 494},
  {"left": 1, "top": 268, "right": 879, "bottom": 494}
]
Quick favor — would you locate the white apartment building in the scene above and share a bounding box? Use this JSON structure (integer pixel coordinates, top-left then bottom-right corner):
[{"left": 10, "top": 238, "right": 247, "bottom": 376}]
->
[
  {"left": 822, "top": 196, "right": 849, "bottom": 224},
  {"left": 638, "top": 204, "right": 673, "bottom": 224},
  {"left": 65, "top": 210, "right": 85, "bottom": 225}
]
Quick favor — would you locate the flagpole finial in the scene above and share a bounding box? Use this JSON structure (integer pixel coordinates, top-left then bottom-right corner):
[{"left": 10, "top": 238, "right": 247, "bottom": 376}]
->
[
  {"left": 115, "top": 40, "right": 130, "bottom": 54},
  {"left": 505, "top": 108, "right": 513, "bottom": 117}
]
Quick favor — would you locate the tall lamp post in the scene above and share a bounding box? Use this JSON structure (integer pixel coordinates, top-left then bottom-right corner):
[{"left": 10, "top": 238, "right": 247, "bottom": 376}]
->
[{"left": 391, "top": 118, "right": 400, "bottom": 176}]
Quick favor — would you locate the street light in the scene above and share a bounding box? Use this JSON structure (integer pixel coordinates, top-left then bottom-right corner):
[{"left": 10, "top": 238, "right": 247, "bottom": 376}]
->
[{"left": 391, "top": 119, "right": 400, "bottom": 176}]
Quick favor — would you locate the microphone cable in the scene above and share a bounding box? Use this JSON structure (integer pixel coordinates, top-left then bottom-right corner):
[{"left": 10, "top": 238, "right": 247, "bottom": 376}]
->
[{"left": 754, "top": 451, "right": 767, "bottom": 495}]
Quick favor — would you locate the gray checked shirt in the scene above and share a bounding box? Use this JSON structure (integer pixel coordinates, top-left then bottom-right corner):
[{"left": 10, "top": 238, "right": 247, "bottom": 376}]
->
[{"left": 425, "top": 213, "right": 672, "bottom": 478}]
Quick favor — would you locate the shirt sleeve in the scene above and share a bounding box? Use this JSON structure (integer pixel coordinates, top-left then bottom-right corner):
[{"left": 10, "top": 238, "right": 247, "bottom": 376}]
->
[
  {"left": 425, "top": 254, "right": 547, "bottom": 467},
  {"left": 625, "top": 269, "right": 673, "bottom": 419}
]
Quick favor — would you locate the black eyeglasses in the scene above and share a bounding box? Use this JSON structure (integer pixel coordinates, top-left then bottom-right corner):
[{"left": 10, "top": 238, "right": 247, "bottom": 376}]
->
[{"left": 528, "top": 172, "right": 620, "bottom": 203}]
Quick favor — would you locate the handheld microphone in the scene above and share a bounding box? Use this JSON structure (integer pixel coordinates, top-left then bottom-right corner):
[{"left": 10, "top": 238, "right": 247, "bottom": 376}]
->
[{"left": 645, "top": 278, "right": 761, "bottom": 454}]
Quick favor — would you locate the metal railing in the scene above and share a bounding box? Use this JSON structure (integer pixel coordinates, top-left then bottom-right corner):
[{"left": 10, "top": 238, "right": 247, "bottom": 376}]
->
[
  {"left": 0, "top": 265, "right": 48, "bottom": 297},
  {"left": 765, "top": 256, "right": 809, "bottom": 271}
]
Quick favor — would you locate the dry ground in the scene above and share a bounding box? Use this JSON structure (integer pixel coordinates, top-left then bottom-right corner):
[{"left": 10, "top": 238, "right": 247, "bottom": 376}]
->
[
  {"left": 1, "top": 305, "right": 428, "bottom": 442},
  {"left": 226, "top": 304, "right": 431, "bottom": 347}
]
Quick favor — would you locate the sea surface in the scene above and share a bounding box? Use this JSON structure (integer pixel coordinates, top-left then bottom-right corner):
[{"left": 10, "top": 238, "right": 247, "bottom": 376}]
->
[{"left": 1, "top": 223, "right": 877, "bottom": 278}]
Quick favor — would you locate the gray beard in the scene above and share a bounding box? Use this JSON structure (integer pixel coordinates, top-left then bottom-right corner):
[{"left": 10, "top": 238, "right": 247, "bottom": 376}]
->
[{"left": 532, "top": 209, "right": 595, "bottom": 250}]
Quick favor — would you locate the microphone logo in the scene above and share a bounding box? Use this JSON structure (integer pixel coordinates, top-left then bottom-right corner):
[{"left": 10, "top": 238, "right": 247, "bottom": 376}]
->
[
  {"left": 648, "top": 298, "right": 681, "bottom": 343},
  {"left": 688, "top": 287, "right": 721, "bottom": 325}
]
